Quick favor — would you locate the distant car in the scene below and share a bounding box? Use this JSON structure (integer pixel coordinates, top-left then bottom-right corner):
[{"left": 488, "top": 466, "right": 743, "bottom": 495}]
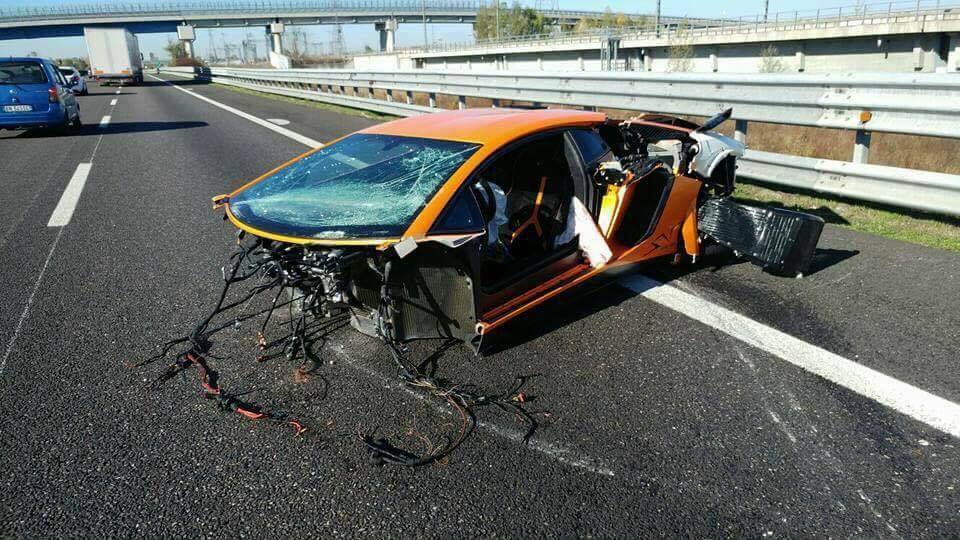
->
[
  {"left": 0, "top": 57, "right": 81, "bottom": 132},
  {"left": 214, "top": 108, "right": 823, "bottom": 350},
  {"left": 58, "top": 65, "right": 88, "bottom": 96}
]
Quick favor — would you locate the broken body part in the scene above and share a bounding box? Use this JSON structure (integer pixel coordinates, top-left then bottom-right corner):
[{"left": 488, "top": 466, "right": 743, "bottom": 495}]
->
[{"left": 152, "top": 108, "right": 825, "bottom": 466}]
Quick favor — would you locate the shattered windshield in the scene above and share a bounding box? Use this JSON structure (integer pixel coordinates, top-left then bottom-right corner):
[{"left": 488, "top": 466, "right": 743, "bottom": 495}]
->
[{"left": 229, "top": 134, "right": 480, "bottom": 239}]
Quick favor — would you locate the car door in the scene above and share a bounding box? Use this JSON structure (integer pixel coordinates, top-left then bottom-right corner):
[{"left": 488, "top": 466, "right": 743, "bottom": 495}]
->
[
  {"left": 50, "top": 64, "right": 78, "bottom": 118},
  {"left": 458, "top": 130, "right": 596, "bottom": 325}
]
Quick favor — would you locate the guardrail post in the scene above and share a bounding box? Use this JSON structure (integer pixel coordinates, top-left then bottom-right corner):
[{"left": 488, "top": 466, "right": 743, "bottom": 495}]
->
[
  {"left": 491, "top": 98, "right": 500, "bottom": 108},
  {"left": 405, "top": 90, "right": 413, "bottom": 104},
  {"left": 735, "top": 120, "right": 748, "bottom": 144},
  {"left": 458, "top": 95, "right": 466, "bottom": 110},
  {"left": 387, "top": 89, "right": 394, "bottom": 102},
  {"left": 429, "top": 92, "right": 437, "bottom": 108},
  {"left": 853, "top": 130, "right": 872, "bottom": 163}
]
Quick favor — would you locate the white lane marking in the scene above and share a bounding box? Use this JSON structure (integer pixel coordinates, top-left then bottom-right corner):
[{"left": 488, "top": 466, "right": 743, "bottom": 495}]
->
[
  {"left": 266, "top": 118, "right": 290, "bottom": 125},
  {"left": 621, "top": 274, "right": 960, "bottom": 439},
  {"left": 0, "top": 228, "right": 64, "bottom": 376},
  {"left": 148, "top": 71, "right": 960, "bottom": 439},
  {"left": 109, "top": 98, "right": 117, "bottom": 106},
  {"left": 99, "top": 115, "right": 111, "bottom": 128},
  {"left": 146, "top": 74, "right": 323, "bottom": 148},
  {"left": 47, "top": 163, "right": 93, "bottom": 227},
  {"left": 329, "top": 345, "right": 617, "bottom": 477}
]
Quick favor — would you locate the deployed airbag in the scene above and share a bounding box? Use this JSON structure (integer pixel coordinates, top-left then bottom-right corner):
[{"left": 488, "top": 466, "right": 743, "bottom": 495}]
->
[{"left": 555, "top": 197, "right": 613, "bottom": 268}]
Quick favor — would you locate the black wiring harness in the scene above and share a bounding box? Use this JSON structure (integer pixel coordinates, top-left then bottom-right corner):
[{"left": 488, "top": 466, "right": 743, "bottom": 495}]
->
[{"left": 144, "top": 234, "right": 541, "bottom": 467}]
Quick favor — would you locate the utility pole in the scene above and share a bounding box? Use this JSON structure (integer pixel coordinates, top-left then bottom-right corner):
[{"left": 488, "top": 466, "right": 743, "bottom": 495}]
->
[
  {"left": 655, "top": 0, "right": 661, "bottom": 37},
  {"left": 422, "top": 0, "right": 428, "bottom": 47},
  {"left": 496, "top": 1, "right": 500, "bottom": 40},
  {"left": 763, "top": 0, "right": 770, "bottom": 23}
]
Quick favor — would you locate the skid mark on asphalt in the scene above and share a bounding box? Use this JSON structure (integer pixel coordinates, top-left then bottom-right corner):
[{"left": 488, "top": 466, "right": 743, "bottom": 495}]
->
[
  {"left": 4, "top": 91, "right": 122, "bottom": 374},
  {"left": 328, "top": 344, "right": 618, "bottom": 477},
  {"left": 1, "top": 228, "right": 64, "bottom": 376},
  {"left": 622, "top": 274, "right": 960, "bottom": 440},
  {"left": 151, "top": 72, "right": 960, "bottom": 442},
  {"left": 732, "top": 342, "right": 901, "bottom": 534}
]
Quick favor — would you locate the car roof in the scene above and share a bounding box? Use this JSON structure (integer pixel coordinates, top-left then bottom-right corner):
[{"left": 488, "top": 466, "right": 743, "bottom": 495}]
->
[
  {"left": 2, "top": 57, "right": 49, "bottom": 63},
  {"left": 360, "top": 107, "right": 607, "bottom": 145}
]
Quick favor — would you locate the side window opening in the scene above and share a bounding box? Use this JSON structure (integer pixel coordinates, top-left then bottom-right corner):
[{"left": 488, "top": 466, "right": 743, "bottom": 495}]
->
[
  {"left": 473, "top": 133, "right": 580, "bottom": 287},
  {"left": 430, "top": 187, "right": 485, "bottom": 234},
  {"left": 570, "top": 128, "right": 612, "bottom": 166}
]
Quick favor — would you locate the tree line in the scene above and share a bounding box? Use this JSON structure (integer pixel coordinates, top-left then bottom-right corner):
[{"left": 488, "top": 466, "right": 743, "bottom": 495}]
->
[{"left": 474, "top": 2, "right": 650, "bottom": 40}]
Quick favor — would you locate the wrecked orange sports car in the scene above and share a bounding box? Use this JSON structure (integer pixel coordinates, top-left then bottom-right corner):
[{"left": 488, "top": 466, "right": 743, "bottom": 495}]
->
[{"left": 212, "top": 107, "right": 822, "bottom": 352}]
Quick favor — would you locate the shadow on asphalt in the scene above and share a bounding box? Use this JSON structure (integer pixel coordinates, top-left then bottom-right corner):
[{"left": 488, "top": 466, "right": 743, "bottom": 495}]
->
[
  {"left": 805, "top": 248, "right": 860, "bottom": 275},
  {"left": 140, "top": 78, "right": 212, "bottom": 87},
  {"left": 480, "top": 244, "right": 859, "bottom": 352},
  {"left": 15, "top": 121, "right": 208, "bottom": 138},
  {"left": 81, "top": 91, "right": 137, "bottom": 97},
  {"left": 480, "top": 272, "right": 642, "bottom": 355}
]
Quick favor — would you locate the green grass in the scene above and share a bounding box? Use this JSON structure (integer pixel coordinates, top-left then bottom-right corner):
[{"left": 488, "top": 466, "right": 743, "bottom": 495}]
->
[
  {"left": 734, "top": 182, "right": 960, "bottom": 253},
  {"left": 212, "top": 83, "right": 395, "bottom": 121},
  {"left": 208, "top": 82, "right": 960, "bottom": 253}
]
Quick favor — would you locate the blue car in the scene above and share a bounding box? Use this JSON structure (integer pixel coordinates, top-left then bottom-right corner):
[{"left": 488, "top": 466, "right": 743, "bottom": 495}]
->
[{"left": 0, "top": 57, "right": 81, "bottom": 132}]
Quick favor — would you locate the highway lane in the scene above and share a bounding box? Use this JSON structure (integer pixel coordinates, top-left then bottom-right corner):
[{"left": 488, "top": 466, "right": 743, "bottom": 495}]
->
[{"left": 0, "top": 77, "right": 957, "bottom": 536}]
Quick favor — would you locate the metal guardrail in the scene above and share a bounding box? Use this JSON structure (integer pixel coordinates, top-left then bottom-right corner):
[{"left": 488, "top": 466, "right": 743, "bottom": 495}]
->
[{"left": 161, "top": 66, "right": 960, "bottom": 217}]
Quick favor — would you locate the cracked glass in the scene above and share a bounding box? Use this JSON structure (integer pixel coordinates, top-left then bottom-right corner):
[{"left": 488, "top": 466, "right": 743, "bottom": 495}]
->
[{"left": 229, "top": 134, "right": 480, "bottom": 239}]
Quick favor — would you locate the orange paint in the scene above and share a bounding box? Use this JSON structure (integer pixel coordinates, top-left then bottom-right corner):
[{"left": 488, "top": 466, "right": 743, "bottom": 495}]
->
[{"left": 222, "top": 108, "right": 714, "bottom": 336}]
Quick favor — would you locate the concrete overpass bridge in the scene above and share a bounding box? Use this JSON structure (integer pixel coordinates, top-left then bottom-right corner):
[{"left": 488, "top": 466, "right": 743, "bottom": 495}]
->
[{"left": 0, "top": 1, "right": 717, "bottom": 52}]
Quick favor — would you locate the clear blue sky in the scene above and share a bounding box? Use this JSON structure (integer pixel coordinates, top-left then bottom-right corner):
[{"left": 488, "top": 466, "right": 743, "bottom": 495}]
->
[{"left": 0, "top": 0, "right": 862, "bottom": 60}]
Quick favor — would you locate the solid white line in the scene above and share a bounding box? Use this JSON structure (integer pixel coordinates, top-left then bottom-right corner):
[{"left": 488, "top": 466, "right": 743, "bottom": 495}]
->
[
  {"left": 109, "top": 98, "right": 117, "bottom": 106},
  {"left": 47, "top": 163, "right": 93, "bottom": 227},
  {"left": 146, "top": 74, "right": 323, "bottom": 148},
  {"left": 151, "top": 72, "right": 960, "bottom": 439},
  {"left": 621, "top": 274, "right": 960, "bottom": 439},
  {"left": 329, "top": 344, "right": 617, "bottom": 477},
  {"left": 0, "top": 228, "right": 64, "bottom": 376},
  {"left": 99, "top": 115, "right": 111, "bottom": 127}
]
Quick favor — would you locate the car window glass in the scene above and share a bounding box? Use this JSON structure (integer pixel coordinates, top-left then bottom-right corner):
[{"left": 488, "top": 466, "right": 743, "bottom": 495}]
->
[
  {"left": 0, "top": 62, "right": 48, "bottom": 84},
  {"left": 229, "top": 134, "right": 480, "bottom": 239},
  {"left": 432, "top": 187, "right": 485, "bottom": 234},
  {"left": 570, "top": 129, "right": 610, "bottom": 165}
]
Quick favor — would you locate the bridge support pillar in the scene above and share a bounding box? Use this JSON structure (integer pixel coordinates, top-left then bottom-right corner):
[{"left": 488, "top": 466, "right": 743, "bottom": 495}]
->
[
  {"left": 266, "top": 22, "right": 290, "bottom": 69},
  {"left": 376, "top": 18, "right": 398, "bottom": 52},
  {"left": 269, "top": 22, "right": 284, "bottom": 55},
  {"left": 176, "top": 25, "right": 195, "bottom": 59},
  {"left": 950, "top": 34, "right": 960, "bottom": 71}
]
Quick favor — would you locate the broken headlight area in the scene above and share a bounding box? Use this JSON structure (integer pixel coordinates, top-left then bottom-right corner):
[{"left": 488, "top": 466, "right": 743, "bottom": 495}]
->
[{"left": 144, "top": 233, "right": 539, "bottom": 467}]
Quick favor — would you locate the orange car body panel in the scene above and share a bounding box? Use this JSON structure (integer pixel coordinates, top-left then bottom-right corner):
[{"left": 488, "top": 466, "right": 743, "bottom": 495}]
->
[{"left": 223, "top": 108, "right": 705, "bottom": 335}]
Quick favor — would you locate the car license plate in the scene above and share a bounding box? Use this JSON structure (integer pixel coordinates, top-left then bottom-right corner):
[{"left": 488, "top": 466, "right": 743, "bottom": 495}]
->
[{"left": 3, "top": 104, "right": 33, "bottom": 112}]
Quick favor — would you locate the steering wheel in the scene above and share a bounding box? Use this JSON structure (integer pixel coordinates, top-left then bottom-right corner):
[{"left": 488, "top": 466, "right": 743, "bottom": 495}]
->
[{"left": 507, "top": 176, "right": 547, "bottom": 241}]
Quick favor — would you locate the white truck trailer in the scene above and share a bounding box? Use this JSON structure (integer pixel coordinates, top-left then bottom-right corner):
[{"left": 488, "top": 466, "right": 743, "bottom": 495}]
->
[{"left": 84, "top": 27, "right": 143, "bottom": 85}]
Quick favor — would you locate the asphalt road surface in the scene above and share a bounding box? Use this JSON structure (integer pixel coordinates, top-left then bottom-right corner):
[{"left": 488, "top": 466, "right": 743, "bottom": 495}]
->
[{"left": 1, "top": 76, "right": 958, "bottom": 537}]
